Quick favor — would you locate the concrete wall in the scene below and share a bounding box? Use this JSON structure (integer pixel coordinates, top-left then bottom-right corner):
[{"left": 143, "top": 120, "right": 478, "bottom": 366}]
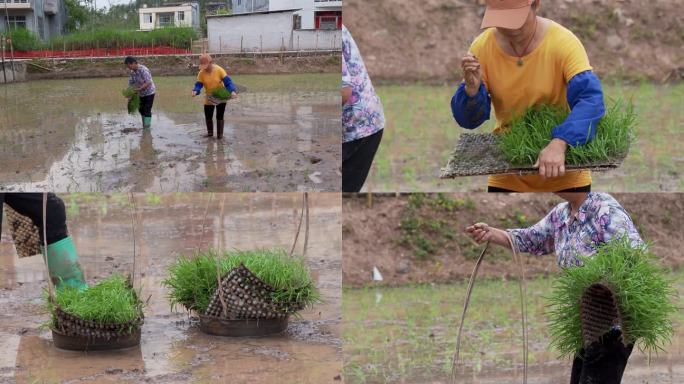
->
[
  {"left": 0, "top": 62, "right": 27, "bottom": 84},
  {"left": 207, "top": 11, "right": 294, "bottom": 52},
  {"left": 292, "top": 29, "right": 340, "bottom": 50}
]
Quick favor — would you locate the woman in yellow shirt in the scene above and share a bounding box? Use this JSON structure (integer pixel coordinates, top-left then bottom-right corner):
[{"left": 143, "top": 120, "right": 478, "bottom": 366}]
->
[
  {"left": 192, "top": 53, "right": 238, "bottom": 140},
  {"left": 451, "top": 0, "right": 606, "bottom": 192}
]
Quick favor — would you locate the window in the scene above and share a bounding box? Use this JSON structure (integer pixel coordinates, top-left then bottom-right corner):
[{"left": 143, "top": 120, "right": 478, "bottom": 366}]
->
[
  {"left": 315, "top": 11, "right": 342, "bottom": 30},
  {"left": 237, "top": 0, "right": 241, "bottom": 5},
  {"left": 143, "top": 13, "right": 152, "bottom": 24},
  {"left": 178, "top": 11, "right": 185, "bottom": 21},
  {"left": 158, "top": 13, "right": 174, "bottom": 27},
  {"left": 6, "top": 15, "right": 27, "bottom": 29},
  {"left": 293, "top": 14, "right": 301, "bottom": 30}
]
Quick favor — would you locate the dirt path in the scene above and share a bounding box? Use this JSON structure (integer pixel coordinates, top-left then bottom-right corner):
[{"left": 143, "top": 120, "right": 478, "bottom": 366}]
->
[
  {"left": 342, "top": 193, "right": 684, "bottom": 287},
  {"left": 0, "top": 193, "right": 342, "bottom": 383},
  {"left": 344, "top": 0, "right": 684, "bottom": 83}
]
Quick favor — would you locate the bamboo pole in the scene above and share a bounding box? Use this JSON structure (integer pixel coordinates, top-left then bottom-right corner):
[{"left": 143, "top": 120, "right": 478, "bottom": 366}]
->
[{"left": 1, "top": 36, "right": 6, "bottom": 84}]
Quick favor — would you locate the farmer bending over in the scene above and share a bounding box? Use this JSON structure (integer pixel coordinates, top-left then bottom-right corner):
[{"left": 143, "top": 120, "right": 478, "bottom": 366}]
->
[
  {"left": 1, "top": 193, "right": 87, "bottom": 290},
  {"left": 192, "top": 53, "right": 238, "bottom": 140},
  {"left": 451, "top": 0, "right": 605, "bottom": 192},
  {"left": 124, "top": 56, "right": 156, "bottom": 129},
  {"left": 465, "top": 192, "right": 642, "bottom": 383}
]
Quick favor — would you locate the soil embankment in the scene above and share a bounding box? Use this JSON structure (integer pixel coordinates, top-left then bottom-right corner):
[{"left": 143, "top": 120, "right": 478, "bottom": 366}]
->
[
  {"left": 24, "top": 52, "right": 341, "bottom": 80},
  {"left": 342, "top": 193, "right": 684, "bottom": 287},
  {"left": 344, "top": 0, "right": 684, "bottom": 83}
]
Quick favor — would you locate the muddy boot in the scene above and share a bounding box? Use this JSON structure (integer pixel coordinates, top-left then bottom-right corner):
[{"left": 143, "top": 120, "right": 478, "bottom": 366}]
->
[
  {"left": 578, "top": 329, "right": 633, "bottom": 384},
  {"left": 205, "top": 119, "right": 214, "bottom": 137},
  {"left": 217, "top": 120, "right": 224, "bottom": 139},
  {"left": 44, "top": 236, "right": 87, "bottom": 291},
  {"left": 143, "top": 116, "right": 152, "bottom": 129}
]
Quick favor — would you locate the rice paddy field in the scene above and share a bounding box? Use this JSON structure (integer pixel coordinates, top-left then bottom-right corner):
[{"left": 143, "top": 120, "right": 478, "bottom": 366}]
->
[
  {"left": 362, "top": 82, "right": 684, "bottom": 192},
  {"left": 0, "top": 73, "right": 340, "bottom": 192},
  {"left": 342, "top": 268, "right": 684, "bottom": 384}
]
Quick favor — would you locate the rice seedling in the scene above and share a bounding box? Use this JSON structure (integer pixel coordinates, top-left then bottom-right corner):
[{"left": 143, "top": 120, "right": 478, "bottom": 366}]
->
[
  {"left": 547, "top": 237, "right": 677, "bottom": 358},
  {"left": 499, "top": 100, "right": 636, "bottom": 166},
  {"left": 45, "top": 274, "right": 144, "bottom": 325},
  {"left": 163, "top": 248, "right": 321, "bottom": 315},
  {"left": 210, "top": 87, "right": 232, "bottom": 101},
  {"left": 122, "top": 88, "right": 140, "bottom": 114}
]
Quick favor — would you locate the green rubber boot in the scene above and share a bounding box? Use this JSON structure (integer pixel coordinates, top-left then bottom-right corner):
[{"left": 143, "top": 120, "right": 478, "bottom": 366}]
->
[
  {"left": 44, "top": 236, "right": 87, "bottom": 291},
  {"left": 143, "top": 116, "right": 152, "bottom": 129}
]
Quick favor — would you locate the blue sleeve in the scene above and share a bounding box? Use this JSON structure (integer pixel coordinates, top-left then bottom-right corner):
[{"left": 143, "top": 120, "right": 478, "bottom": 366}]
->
[
  {"left": 193, "top": 81, "right": 203, "bottom": 94},
  {"left": 552, "top": 70, "right": 605, "bottom": 146},
  {"left": 450, "top": 82, "right": 491, "bottom": 129},
  {"left": 222, "top": 76, "right": 237, "bottom": 93}
]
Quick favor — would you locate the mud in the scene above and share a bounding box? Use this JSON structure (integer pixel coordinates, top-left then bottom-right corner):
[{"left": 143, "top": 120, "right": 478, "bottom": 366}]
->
[
  {"left": 0, "top": 193, "right": 342, "bottom": 383},
  {"left": 0, "top": 75, "right": 340, "bottom": 192},
  {"left": 342, "top": 193, "right": 684, "bottom": 287}
]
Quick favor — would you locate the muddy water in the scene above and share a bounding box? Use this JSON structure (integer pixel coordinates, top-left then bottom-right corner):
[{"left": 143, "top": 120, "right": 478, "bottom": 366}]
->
[
  {"left": 0, "top": 75, "right": 340, "bottom": 192},
  {"left": 0, "top": 193, "right": 342, "bottom": 383}
]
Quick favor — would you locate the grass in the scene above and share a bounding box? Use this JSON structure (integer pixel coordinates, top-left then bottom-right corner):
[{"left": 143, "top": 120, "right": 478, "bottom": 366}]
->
[
  {"left": 163, "top": 248, "right": 321, "bottom": 314},
  {"left": 499, "top": 101, "right": 637, "bottom": 166},
  {"left": 362, "top": 82, "right": 684, "bottom": 192},
  {"left": 8, "top": 27, "right": 197, "bottom": 51},
  {"left": 122, "top": 88, "right": 140, "bottom": 114},
  {"left": 342, "top": 268, "right": 684, "bottom": 383},
  {"left": 45, "top": 274, "right": 143, "bottom": 325},
  {"left": 547, "top": 237, "right": 677, "bottom": 358}
]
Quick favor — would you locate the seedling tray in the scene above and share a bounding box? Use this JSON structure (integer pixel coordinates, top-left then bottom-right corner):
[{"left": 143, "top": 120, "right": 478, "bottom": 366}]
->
[
  {"left": 440, "top": 133, "right": 626, "bottom": 178},
  {"left": 199, "top": 314, "right": 289, "bottom": 337},
  {"left": 52, "top": 328, "right": 141, "bottom": 351}
]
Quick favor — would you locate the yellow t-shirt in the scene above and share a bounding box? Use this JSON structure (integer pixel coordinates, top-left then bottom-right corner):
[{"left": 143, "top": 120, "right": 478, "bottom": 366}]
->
[
  {"left": 470, "top": 21, "right": 593, "bottom": 192},
  {"left": 197, "top": 65, "right": 228, "bottom": 106}
]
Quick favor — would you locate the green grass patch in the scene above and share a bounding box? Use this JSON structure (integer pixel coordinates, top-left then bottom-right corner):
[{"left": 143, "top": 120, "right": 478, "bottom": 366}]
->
[
  {"left": 46, "top": 274, "right": 143, "bottom": 325},
  {"left": 499, "top": 101, "right": 637, "bottom": 166},
  {"left": 547, "top": 238, "right": 677, "bottom": 358},
  {"left": 163, "top": 248, "right": 321, "bottom": 314},
  {"left": 122, "top": 87, "right": 140, "bottom": 114}
]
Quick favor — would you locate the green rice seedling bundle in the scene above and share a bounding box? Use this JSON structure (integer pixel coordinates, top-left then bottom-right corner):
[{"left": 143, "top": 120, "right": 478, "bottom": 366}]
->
[
  {"left": 547, "top": 237, "right": 676, "bottom": 358},
  {"left": 499, "top": 100, "right": 636, "bottom": 166},
  {"left": 46, "top": 274, "right": 145, "bottom": 337},
  {"left": 163, "top": 249, "right": 320, "bottom": 317},
  {"left": 210, "top": 87, "right": 232, "bottom": 101},
  {"left": 122, "top": 88, "right": 140, "bottom": 115}
]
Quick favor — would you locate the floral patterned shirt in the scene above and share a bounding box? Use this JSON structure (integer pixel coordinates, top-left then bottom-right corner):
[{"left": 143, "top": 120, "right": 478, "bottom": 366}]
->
[
  {"left": 128, "top": 64, "right": 156, "bottom": 97},
  {"left": 507, "top": 193, "right": 643, "bottom": 269},
  {"left": 342, "top": 25, "right": 385, "bottom": 143}
]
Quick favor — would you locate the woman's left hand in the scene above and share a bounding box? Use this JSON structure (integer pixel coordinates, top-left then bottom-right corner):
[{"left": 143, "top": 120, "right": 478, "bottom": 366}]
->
[{"left": 534, "top": 138, "right": 567, "bottom": 178}]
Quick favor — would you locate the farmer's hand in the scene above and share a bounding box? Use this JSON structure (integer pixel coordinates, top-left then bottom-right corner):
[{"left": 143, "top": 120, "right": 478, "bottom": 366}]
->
[
  {"left": 534, "top": 138, "right": 568, "bottom": 178},
  {"left": 465, "top": 223, "right": 493, "bottom": 244},
  {"left": 191, "top": 90, "right": 197, "bottom": 97},
  {"left": 231, "top": 91, "right": 238, "bottom": 99},
  {"left": 461, "top": 52, "right": 481, "bottom": 97}
]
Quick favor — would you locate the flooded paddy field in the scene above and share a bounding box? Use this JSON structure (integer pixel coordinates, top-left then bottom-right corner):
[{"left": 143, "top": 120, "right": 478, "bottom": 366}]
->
[
  {"left": 342, "top": 272, "right": 684, "bottom": 384},
  {"left": 362, "top": 82, "right": 684, "bottom": 192},
  {"left": 0, "top": 193, "right": 342, "bottom": 383},
  {"left": 0, "top": 74, "right": 340, "bottom": 192}
]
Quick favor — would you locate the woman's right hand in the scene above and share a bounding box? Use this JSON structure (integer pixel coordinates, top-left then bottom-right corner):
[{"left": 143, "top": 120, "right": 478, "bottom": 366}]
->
[
  {"left": 191, "top": 91, "right": 197, "bottom": 97},
  {"left": 461, "top": 52, "right": 481, "bottom": 97},
  {"left": 465, "top": 223, "right": 492, "bottom": 244}
]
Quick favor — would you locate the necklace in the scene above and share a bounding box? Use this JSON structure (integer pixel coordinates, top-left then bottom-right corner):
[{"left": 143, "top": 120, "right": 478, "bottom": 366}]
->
[{"left": 509, "top": 17, "right": 538, "bottom": 66}]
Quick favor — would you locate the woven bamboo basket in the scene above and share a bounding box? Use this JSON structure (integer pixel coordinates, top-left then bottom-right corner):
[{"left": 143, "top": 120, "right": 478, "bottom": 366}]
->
[{"left": 4, "top": 205, "right": 42, "bottom": 258}]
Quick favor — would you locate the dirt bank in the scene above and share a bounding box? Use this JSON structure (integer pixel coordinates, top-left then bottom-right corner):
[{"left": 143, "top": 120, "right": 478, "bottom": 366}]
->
[
  {"left": 344, "top": 0, "right": 684, "bottom": 83},
  {"left": 342, "top": 193, "right": 684, "bottom": 287},
  {"left": 25, "top": 52, "right": 341, "bottom": 80}
]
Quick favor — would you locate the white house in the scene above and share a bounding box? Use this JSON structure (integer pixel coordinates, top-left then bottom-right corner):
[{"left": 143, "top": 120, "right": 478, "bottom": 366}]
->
[
  {"left": 231, "top": 0, "right": 341, "bottom": 30},
  {"left": 138, "top": 2, "right": 200, "bottom": 31},
  {"left": 207, "top": 8, "right": 341, "bottom": 53}
]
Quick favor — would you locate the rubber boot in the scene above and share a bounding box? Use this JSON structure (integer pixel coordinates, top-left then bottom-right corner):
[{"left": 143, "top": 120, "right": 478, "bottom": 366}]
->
[
  {"left": 217, "top": 120, "right": 224, "bottom": 139},
  {"left": 143, "top": 116, "right": 152, "bottom": 129},
  {"left": 578, "top": 329, "right": 633, "bottom": 384},
  {"left": 44, "top": 236, "right": 87, "bottom": 291},
  {"left": 205, "top": 119, "right": 214, "bottom": 137}
]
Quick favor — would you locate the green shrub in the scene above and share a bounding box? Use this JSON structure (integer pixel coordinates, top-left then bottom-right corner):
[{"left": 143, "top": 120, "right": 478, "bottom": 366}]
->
[
  {"left": 49, "top": 27, "right": 198, "bottom": 50},
  {"left": 163, "top": 249, "right": 321, "bottom": 314},
  {"left": 499, "top": 100, "right": 636, "bottom": 166},
  {"left": 7, "top": 29, "right": 42, "bottom": 51},
  {"left": 547, "top": 237, "right": 676, "bottom": 358}
]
